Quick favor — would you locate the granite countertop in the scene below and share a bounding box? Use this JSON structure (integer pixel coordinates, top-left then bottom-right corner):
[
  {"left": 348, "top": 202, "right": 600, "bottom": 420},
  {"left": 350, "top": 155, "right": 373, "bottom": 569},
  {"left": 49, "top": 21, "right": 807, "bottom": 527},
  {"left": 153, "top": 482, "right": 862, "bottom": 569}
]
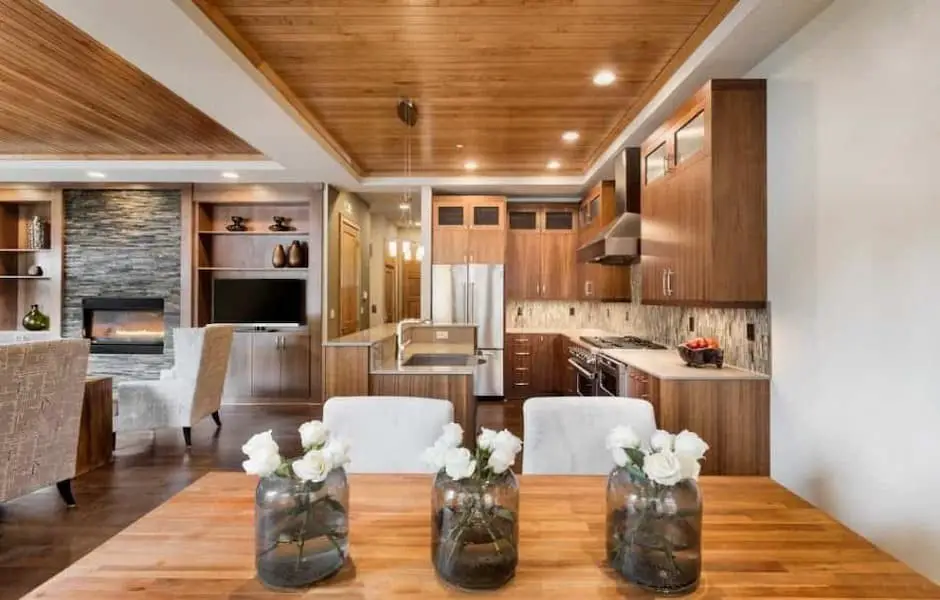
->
[
  {"left": 599, "top": 348, "right": 769, "bottom": 381},
  {"left": 324, "top": 323, "right": 399, "bottom": 346},
  {"left": 506, "top": 327, "right": 617, "bottom": 339}
]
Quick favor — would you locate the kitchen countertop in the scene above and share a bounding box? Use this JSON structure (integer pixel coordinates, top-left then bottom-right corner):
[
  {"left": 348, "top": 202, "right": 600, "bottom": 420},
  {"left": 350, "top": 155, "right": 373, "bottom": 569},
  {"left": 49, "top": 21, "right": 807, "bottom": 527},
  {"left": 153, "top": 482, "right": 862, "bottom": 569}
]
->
[
  {"left": 506, "top": 327, "right": 617, "bottom": 339},
  {"left": 370, "top": 344, "right": 479, "bottom": 375},
  {"left": 600, "top": 348, "right": 769, "bottom": 381},
  {"left": 324, "top": 323, "right": 400, "bottom": 346}
]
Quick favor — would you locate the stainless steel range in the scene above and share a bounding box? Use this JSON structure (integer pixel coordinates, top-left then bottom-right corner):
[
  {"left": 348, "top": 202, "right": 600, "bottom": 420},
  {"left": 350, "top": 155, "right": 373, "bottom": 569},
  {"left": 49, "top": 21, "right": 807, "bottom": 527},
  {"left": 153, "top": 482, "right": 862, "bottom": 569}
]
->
[{"left": 567, "top": 335, "right": 665, "bottom": 396}]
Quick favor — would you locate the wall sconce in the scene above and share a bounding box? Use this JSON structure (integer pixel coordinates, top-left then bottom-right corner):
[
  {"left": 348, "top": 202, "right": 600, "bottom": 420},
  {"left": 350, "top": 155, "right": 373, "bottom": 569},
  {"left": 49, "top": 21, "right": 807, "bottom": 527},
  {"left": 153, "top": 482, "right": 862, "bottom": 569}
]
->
[
  {"left": 402, "top": 240, "right": 412, "bottom": 261},
  {"left": 416, "top": 244, "right": 425, "bottom": 261}
]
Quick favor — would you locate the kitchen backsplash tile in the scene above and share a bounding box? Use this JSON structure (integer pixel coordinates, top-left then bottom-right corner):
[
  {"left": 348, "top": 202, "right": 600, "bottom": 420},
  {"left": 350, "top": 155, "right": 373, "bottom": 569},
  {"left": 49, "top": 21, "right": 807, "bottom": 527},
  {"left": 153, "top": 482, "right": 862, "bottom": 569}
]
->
[{"left": 506, "top": 296, "right": 770, "bottom": 375}]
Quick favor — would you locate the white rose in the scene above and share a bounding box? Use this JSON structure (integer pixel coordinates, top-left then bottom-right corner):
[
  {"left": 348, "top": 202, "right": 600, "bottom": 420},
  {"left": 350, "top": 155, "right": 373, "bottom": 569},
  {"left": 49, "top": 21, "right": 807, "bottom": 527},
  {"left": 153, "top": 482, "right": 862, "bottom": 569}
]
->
[
  {"left": 650, "top": 430, "right": 676, "bottom": 452},
  {"left": 677, "top": 453, "right": 701, "bottom": 481},
  {"left": 298, "top": 420, "right": 330, "bottom": 450},
  {"left": 421, "top": 440, "right": 450, "bottom": 471},
  {"left": 444, "top": 447, "right": 476, "bottom": 480},
  {"left": 606, "top": 425, "right": 641, "bottom": 450},
  {"left": 642, "top": 450, "right": 683, "bottom": 486},
  {"left": 487, "top": 448, "right": 515, "bottom": 474},
  {"left": 322, "top": 437, "right": 351, "bottom": 470},
  {"left": 611, "top": 446, "right": 629, "bottom": 468},
  {"left": 492, "top": 429, "right": 523, "bottom": 457},
  {"left": 242, "top": 452, "right": 281, "bottom": 477},
  {"left": 292, "top": 449, "right": 332, "bottom": 483},
  {"left": 241, "top": 430, "right": 282, "bottom": 477},
  {"left": 477, "top": 427, "right": 498, "bottom": 450},
  {"left": 674, "top": 430, "right": 709, "bottom": 460},
  {"left": 439, "top": 423, "right": 464, "bottom": 448}
]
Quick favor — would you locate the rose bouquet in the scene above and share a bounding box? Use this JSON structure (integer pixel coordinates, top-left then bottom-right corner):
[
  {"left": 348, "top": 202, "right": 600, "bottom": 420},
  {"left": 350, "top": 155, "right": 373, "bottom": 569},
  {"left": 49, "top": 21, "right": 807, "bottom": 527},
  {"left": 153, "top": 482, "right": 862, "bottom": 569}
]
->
[
  {"left": 422, "top": 424, "right": 523, "bottom": 590},
  {"left": 605, "top": 426, "right": 709, "bottom": 595},
  {"left": 242, "top": 422, "right": 351, "bottom": 589}
]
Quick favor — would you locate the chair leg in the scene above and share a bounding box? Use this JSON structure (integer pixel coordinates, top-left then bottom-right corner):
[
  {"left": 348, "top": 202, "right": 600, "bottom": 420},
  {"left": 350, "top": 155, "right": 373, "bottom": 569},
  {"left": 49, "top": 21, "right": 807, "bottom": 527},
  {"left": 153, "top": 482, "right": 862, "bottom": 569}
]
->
[
  {"left": 211, "top": 411, "right": 222, "bottom": 428},
  {"left": 182, "top": 426, "right": 192, "bottom": 447},
  {"left": 56, "top": 479, "right": 76, "bottom": 507}
]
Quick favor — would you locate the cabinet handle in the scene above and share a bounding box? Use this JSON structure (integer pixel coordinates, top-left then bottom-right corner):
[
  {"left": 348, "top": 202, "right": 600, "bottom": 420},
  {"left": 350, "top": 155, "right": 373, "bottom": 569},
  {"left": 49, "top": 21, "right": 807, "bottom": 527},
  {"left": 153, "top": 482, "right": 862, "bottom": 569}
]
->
[
  {"left": 514, "top": 352, "right": 531, "bottom": 357},
  {"left": 661, "top": 269, "right": 667, "bottom": 296},
  {"left": 516, "top": 338, "right": 529, "bottom": 343},
  {"left": 469, "top": 254, "right": 474, "bottom": 263},
  {"left": 666, "top": 269, "right": 674, "bottom": 296}
]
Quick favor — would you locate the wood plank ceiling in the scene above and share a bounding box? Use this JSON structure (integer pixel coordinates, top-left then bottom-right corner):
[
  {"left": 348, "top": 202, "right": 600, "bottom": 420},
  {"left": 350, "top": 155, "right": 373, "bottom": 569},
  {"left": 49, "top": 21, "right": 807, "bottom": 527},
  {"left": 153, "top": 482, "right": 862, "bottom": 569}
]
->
[
  {"left": 198, "top": 0, "right": 736, "bottom": 176},
  {"left": 0, "top": 0, "right": 257, "bottom": 157}
]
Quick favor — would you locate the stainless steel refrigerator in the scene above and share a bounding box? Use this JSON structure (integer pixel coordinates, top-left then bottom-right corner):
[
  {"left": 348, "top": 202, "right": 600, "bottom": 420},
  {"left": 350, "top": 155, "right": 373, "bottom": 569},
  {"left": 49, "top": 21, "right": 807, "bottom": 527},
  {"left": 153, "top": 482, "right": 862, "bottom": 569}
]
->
[{"left": 431, "top": 264, "right": 504, "bottom": 397}]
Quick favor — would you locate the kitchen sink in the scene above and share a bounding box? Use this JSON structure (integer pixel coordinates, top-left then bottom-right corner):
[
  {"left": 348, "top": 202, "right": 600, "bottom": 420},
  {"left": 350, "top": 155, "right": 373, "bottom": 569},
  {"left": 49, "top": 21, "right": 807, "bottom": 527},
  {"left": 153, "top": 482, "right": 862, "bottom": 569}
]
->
[{"left": 402, "top": 353, "right": 482, "bottom": 367}]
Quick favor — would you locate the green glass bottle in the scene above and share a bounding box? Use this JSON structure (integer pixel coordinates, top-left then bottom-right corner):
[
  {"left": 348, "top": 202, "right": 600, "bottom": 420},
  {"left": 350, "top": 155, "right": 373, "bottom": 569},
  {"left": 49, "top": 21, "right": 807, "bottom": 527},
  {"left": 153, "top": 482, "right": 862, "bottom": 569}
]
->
[{"left": 22, "top": 304, "right": 50, "bottom": 331}]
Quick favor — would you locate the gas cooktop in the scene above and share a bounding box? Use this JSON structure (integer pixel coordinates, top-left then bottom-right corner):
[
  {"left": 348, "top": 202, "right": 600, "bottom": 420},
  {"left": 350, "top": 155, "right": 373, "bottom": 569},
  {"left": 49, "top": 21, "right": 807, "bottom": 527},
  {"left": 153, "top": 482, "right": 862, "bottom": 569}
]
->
[{"left": 579, "top": 336, "right": 667, "bottom": 350}]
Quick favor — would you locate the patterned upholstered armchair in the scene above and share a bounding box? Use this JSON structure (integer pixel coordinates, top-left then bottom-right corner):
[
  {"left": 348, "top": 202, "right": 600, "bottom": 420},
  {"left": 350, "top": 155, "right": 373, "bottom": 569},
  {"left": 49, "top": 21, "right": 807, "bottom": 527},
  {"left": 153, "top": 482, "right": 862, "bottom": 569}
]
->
[
  {"left": 0, "top": 339, "right": 90, "bottom": 506},
  {"left": 114, "top": 325, "right": 234, "bottom": 447}
]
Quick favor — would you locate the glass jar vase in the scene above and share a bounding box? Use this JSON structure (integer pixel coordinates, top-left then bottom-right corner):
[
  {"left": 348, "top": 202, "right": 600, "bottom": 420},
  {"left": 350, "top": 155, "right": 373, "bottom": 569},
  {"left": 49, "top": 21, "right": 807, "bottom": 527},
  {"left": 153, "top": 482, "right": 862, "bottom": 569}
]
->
[
  {"left": 254, "top": 468, "right": 349, "bottom": 589},
  {"left": 606, "top": 467, "right": 702, "bottom": 595},
  {"left": 431, "top": 470, "right": 519, "bottom": 590}
]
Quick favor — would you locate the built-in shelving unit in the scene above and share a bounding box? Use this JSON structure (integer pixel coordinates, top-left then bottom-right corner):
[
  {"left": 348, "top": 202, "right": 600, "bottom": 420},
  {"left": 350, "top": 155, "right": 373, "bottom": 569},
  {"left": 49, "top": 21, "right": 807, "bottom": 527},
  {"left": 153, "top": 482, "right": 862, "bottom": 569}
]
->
[
  {"left": 0, "top": 187, "right": 63, "bottom": 333},
  {"left": 197, "top": 230, "right": 310, "bottom": 236},
  {"left": 196, "top": 267, "right": 309, "bottom": 272}
]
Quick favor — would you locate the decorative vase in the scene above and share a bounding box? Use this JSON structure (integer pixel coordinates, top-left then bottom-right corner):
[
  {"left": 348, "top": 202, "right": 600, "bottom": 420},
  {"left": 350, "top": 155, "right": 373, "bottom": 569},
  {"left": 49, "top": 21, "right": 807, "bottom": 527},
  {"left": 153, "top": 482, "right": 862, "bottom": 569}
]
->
[
  {"left": 269, "top": 216, "right": 291, "bottom": 232},
  {"left": 255, "top": 468, "right": 349, "bottom": 589},
  {"left": 287, "top": 240, "right": 304, "bottom": 268},
  {"left": 606, "top": 467, "right": 702, "bottom": 595},
  {"left": 27, "top": 264, "right": 43, "bottom": 277},
  {"left": 431, "top": 470, "right": 519, "bottom": 590},
  {"left": 272, "top": 244, "right": 287, "bottom": 268},
  {"left": 22, "top": 304, "right": 50, "bottom": 331},
  {"left": 226, "top": 216, "right": 247, "bottom": 232},
  {"left": 25, "top": 216, "right": 46, "bottom": 249}
]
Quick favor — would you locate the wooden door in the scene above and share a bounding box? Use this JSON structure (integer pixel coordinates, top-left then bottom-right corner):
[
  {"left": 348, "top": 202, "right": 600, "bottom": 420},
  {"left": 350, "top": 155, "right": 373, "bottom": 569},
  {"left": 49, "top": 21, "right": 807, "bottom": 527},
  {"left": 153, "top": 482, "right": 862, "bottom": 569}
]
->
[
  {"left": 431, "top": 228, "right": 469, "bottom": 264},
  {"left": 222, "top": 331, "right": 252, "bottom": 402},
  {"left": 383, "top": 261, "right": 396, "bottom": 323},
  {"left": 280, "top": 332, "right": 310, "bottom": 399},
  {"left": 339, "top": 216, "right": 361, "bottom": 335},
  {"left": 671, "top": 157, "right": 709, "bottom": 302},
  {"left": 506, "top": 231, "right": 541, "bottom": 300},
  {"left": 403, "top": 261, "right": 421, "bottom": 319},
  {"left": 532, "top": 334, "right": 556, "bottom": 394},
  {"left": 540, "top": 232, "right": 577, "bottom": 300},
  {"left": 467, "top": 228, "right": 505, "bottom": 264},
  {"left": 250, "top": 332, "right": 282, "bottom": 398},
  {"left": 641, "top": 177, "right": 671, "bottom": 303}
]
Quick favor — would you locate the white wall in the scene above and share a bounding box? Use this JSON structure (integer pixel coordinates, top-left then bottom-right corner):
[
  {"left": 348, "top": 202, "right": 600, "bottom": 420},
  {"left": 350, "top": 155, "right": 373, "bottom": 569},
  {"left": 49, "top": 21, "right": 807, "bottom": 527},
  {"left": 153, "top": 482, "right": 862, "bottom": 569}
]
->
[{"left": 751, "top": 0, "right": 940, "bottom": 582}]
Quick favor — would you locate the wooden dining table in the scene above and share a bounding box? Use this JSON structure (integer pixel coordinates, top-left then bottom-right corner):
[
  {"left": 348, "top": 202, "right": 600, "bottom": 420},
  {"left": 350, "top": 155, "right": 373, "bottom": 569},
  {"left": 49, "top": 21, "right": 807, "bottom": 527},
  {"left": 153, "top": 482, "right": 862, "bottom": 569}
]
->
[{"left": 22, "top": 473, "right": 940, "bottom": 599}]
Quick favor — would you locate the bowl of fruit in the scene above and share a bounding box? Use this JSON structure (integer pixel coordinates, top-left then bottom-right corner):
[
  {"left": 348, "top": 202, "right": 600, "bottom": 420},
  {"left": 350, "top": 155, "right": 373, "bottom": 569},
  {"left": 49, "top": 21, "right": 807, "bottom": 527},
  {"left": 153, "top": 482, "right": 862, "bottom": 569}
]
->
[{"left": 678, "top": 337, "right": 723, "bottom": 368}]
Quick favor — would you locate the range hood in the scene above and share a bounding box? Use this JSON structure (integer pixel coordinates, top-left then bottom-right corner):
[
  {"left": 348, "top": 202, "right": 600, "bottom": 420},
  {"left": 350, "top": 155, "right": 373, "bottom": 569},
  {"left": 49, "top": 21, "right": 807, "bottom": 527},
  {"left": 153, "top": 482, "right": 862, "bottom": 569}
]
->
[{"left": 576, "top": 147, "right": 641, "bottom": 265}]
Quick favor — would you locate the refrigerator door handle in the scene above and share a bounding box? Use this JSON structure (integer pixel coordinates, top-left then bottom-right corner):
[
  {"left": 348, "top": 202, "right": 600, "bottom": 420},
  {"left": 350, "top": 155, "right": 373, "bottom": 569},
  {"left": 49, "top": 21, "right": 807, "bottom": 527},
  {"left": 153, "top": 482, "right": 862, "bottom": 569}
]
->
[{"left": 469, "top": 282, "right": 474, "bottom": 323}]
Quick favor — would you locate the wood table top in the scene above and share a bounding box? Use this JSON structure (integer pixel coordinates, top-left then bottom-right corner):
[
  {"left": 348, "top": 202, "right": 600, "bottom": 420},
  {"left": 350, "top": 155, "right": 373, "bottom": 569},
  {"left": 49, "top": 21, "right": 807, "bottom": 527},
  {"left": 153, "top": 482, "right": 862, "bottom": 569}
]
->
[{"left": 22, "top": 473, "right": 939, "bottom": 599}]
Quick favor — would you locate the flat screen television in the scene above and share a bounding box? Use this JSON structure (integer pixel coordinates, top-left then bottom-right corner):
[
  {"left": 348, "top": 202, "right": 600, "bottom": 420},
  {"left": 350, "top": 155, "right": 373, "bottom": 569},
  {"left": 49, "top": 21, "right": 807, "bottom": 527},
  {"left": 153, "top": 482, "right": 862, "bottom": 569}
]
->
[{"left": 212, "top": 278, "right": 306, "bottom": 325}]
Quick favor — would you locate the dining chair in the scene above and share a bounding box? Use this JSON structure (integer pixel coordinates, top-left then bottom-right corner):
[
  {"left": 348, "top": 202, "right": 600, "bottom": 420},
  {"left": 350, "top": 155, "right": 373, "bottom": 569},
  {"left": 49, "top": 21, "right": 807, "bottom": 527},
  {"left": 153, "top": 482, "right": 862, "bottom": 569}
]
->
[
  {"left": 322, "top": 396, "right": 454, "bottom": 473},
  {"left": 522, "top": 396, "right": 657, "bottom": 475},
  {"left": 114, "top": 325, "right": 234, "bottom": 447}
]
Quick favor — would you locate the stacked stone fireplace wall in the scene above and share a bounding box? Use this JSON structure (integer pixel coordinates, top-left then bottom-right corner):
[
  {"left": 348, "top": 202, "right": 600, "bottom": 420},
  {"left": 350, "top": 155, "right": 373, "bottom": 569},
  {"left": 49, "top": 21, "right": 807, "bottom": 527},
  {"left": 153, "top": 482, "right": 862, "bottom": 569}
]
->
[{"left": 63, "top": 189, "right": 181, "bottom": 382}]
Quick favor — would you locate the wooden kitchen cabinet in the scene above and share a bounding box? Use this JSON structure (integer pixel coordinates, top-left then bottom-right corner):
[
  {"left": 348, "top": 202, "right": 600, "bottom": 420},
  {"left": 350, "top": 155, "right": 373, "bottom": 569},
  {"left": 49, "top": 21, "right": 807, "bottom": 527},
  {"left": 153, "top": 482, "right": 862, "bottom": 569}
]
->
[
  {"left": 223, "top": 331, "right": 310, "bottom": 401},
  {"left": 640, "top": 79, "right": 767, "bottom": 308},
  {"left": 576, "top": 182, "right": 632, "bottom": 302},
  {"left": 433, "top": 196, "right": 505, "bottom": 265},
  {"left": 558, "top": 336, "right": 577, "bottom": 395},
  {"left": 505, "top": 333, "right": 560, "bottom": 398},
  {"left": 627, "top": 366, "right": 769, "bottom": 476},
  {"left": 506, "top": 204, "right": 578, "bottom": 301},
  {"left": 532, "top": 334, "right": 556, "bottom": 394}
]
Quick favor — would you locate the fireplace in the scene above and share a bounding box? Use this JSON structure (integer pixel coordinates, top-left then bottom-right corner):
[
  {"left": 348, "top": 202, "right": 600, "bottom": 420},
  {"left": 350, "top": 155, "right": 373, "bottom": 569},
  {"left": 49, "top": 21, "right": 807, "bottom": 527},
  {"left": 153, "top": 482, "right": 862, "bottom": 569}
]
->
[{"left": 82, "top": 297, "right": 165, "bottom": 354}]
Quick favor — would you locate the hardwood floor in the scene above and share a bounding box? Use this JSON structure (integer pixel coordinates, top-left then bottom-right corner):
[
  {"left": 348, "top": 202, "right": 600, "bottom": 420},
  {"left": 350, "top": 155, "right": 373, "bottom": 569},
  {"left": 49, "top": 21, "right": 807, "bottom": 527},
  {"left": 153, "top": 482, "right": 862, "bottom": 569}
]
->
[{"left": 0, "top": 400, "right": 523, "bottom": 600}]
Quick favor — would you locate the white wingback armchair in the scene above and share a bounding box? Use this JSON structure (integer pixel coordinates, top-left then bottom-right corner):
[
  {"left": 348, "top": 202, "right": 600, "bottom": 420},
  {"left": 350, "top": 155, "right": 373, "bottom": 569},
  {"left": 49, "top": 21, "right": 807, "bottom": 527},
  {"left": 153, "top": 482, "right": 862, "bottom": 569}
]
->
[{"left": 114, "top": 325, "right": 234, "bottom": 446}]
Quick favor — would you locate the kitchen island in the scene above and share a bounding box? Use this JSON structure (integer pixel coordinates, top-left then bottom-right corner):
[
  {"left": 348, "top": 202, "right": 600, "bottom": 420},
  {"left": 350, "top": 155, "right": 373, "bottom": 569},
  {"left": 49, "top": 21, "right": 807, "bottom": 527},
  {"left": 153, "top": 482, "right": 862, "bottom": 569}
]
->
[{"left": 323, "top": 322, "right": 479, "bottom": 447}]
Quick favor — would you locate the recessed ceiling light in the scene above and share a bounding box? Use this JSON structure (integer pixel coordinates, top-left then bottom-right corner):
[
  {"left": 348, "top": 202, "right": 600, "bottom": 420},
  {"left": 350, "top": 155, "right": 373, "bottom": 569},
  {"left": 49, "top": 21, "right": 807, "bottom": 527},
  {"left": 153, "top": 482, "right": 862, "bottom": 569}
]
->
[
  {"left": 456, "top": 144, "right": 464, "bottom": 149},
  {"left": 546, "top": 160, "right": 561, "bottom": 170},
  {"left": 399, "top": 202, "right": 411, "bottom": 210},
  {"left": 86, "top": 171, "right": 106, "bottom": 179},
  {"left": 464, "top": 160, "right": 478, "bottom": 171},
  {"left": 221, "top": 171, "right": 239, "bottom": 180},
  {"left": 561, "top": 131, "right": 580, "bottom": 143},
  {"left": 592, "top": 70, "right": 616, "bottom": 86}
]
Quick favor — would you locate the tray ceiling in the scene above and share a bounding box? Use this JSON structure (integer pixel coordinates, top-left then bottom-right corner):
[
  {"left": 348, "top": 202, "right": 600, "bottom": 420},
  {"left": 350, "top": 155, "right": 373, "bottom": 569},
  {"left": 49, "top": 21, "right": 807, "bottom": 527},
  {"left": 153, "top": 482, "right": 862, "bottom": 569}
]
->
[
  {"left": 0, "top": 0, "right": 258, "bottom": 157},
  {"left": 197, "top": 0, "right": 736, "bottom": 176}
]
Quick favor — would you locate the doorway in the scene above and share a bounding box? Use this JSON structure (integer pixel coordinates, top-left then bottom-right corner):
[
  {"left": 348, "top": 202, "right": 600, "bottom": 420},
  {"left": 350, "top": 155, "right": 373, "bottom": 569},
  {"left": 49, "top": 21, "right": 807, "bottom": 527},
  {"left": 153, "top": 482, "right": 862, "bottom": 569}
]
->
[
  {"left": 338, "top": 216, "right": 361, "bottom": 336},
  {"left": 383, "top": 260, "right": 398, "bottom": 323}
]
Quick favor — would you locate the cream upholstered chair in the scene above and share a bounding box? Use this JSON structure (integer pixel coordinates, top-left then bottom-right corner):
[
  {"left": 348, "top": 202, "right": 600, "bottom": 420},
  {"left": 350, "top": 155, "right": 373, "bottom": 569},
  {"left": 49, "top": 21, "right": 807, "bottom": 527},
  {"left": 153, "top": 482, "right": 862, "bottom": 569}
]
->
[
  {"left": 522, "top": 396, "right": 657, "bottom": 475},
  {"left": 0, "top": 339, "right": 90, "bottom": 506},
  {"left": 114, "top": 325, "right": 234, "bottom": 447},
  {"left": 322, "top": 396, "right": 454, "bottom": 473}
]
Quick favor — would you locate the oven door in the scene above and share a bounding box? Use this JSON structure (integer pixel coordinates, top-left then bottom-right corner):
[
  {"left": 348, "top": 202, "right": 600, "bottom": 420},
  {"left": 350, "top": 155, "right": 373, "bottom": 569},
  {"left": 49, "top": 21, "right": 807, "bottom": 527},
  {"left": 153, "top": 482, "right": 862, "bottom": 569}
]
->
[
  {"left": 597, "top": 363, "right": 619, "bottom": 397},
  {"left": 568, "top": 358, "right": 596, "bottom": 396}
]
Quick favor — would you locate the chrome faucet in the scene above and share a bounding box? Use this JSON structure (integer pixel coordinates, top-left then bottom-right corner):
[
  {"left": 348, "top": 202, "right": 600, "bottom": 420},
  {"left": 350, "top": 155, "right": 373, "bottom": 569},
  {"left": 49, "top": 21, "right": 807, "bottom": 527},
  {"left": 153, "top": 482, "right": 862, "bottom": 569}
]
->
[{"left": 397, "top": 318, "right": 430, "bottom": 362}]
